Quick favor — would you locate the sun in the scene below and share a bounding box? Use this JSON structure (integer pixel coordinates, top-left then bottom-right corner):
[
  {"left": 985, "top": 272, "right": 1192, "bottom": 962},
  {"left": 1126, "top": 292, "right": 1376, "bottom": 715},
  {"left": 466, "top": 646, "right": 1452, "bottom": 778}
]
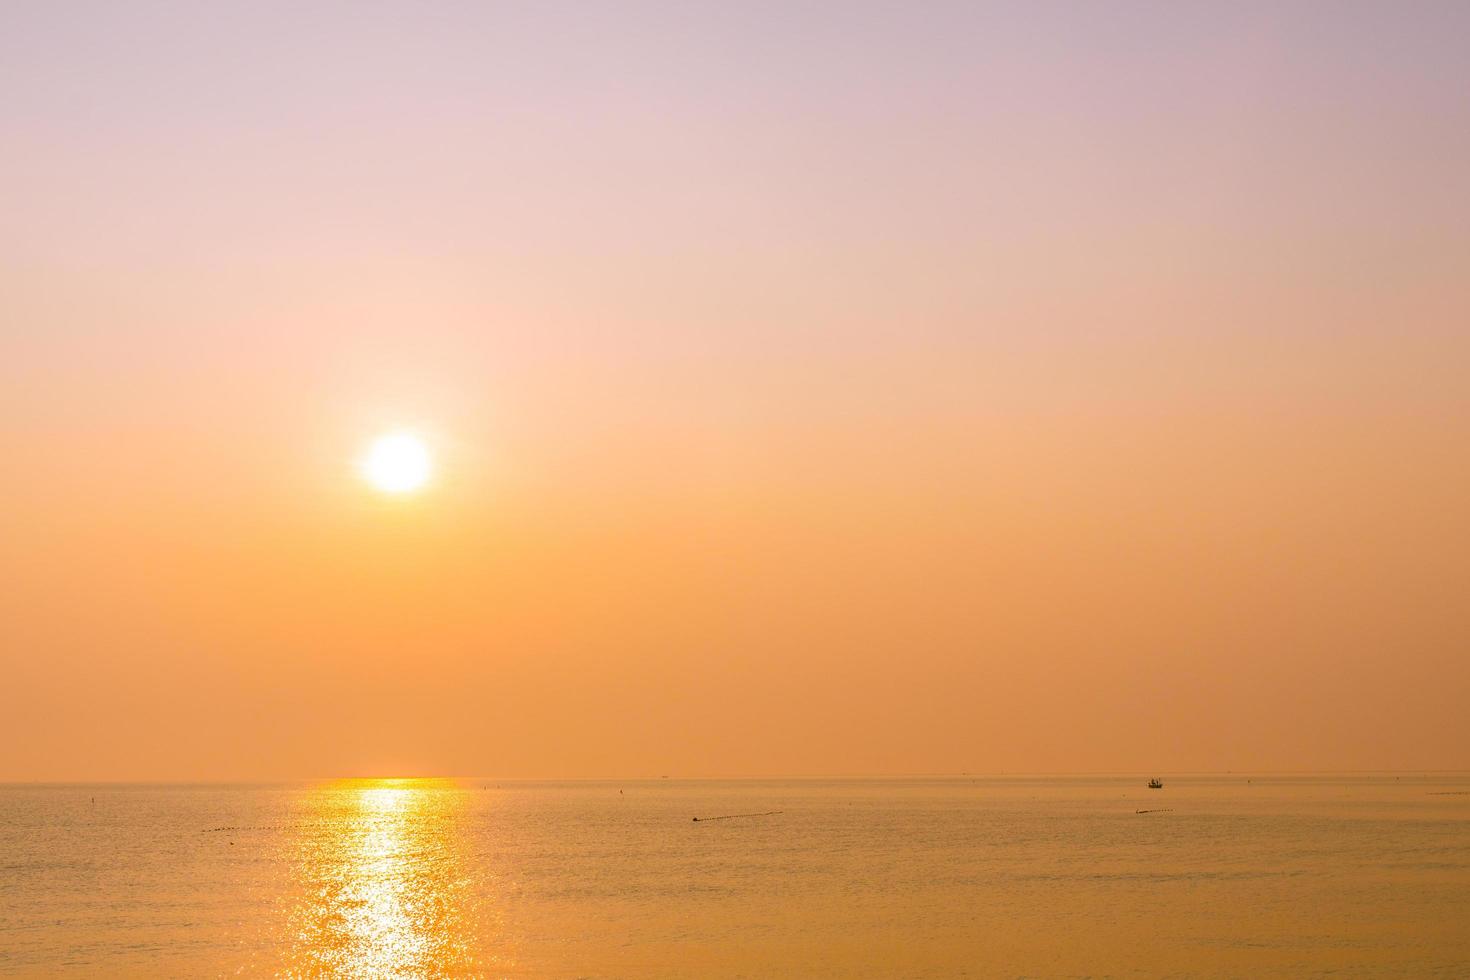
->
[{"left": 361, "top": 431, "right": 432, "bottom": 494}]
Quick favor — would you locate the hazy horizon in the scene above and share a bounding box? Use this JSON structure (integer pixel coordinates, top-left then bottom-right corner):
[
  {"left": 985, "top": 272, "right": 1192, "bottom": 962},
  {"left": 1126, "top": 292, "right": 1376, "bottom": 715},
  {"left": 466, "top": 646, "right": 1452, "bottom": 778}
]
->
[
  {"left": 4, "top": 1, "right": 1468, "bottom": 782},
  {"left": 6, "top": 769, "right": 1470, "bottom": 787}
]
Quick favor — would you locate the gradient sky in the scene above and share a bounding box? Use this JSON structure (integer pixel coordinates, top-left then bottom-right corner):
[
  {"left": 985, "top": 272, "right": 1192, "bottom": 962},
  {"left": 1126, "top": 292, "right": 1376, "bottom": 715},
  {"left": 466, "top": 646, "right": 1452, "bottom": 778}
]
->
[{"left": 3, "top": 1, "right": 1468, "bottom": 780}]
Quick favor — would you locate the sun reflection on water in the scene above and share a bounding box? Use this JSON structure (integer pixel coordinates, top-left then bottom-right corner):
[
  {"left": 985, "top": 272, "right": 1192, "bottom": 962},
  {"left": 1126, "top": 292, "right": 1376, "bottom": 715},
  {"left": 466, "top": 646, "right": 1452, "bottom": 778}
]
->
[{"left": 281, "top": 778, "right": 500, "bottom": 978}]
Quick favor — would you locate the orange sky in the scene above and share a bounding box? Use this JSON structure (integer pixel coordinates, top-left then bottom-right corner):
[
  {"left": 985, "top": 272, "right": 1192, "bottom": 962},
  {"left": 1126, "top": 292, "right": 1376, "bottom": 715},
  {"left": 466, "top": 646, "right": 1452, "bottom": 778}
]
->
[{"left": 2, "top": 2, "right": 1467, "bottom": 779}]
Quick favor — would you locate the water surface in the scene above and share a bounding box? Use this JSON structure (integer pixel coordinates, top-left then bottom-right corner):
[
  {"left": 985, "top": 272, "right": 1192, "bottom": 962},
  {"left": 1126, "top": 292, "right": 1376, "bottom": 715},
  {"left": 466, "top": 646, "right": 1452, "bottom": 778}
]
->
[{"left": 2, "top": 775, "right": 1467, "bottom": 977}]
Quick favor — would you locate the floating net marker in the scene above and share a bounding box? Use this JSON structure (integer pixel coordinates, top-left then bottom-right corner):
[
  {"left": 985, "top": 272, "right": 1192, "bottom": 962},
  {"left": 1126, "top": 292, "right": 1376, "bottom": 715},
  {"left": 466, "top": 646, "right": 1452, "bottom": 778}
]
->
[{"left": 692, "top": 810, "right": 783, "bottom": 822}]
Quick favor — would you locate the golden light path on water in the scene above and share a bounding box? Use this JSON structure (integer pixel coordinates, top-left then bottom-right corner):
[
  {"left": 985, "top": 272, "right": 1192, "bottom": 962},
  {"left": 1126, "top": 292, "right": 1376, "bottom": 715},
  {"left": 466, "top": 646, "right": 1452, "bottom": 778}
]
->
[{"left": 280, "top": 778, "right": 503, "bottom": 978}]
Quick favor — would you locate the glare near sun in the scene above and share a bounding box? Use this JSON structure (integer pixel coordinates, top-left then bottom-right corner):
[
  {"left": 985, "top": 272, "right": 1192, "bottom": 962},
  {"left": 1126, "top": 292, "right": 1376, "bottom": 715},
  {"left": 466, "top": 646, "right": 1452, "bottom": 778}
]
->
[{"left": 361, "top": 432, "right": 432, "bottom": 494}]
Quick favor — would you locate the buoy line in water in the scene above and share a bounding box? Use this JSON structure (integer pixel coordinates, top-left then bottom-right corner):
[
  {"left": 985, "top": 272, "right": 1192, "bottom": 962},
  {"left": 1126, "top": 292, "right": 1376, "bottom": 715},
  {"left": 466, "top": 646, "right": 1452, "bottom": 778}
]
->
[
  {"left": 1135, "top": 808, "right": 1174, "bottom": 814},
  {"left": 692, "top": 810, "right": 782, "bottom": 822}
]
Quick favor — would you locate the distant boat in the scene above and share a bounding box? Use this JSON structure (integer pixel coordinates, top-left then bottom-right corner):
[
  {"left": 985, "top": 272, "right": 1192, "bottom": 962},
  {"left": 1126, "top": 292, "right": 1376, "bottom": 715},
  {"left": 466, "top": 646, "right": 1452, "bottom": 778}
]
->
[{"left": 1148, "top": 779, "right": 1163, "bottom": 789}]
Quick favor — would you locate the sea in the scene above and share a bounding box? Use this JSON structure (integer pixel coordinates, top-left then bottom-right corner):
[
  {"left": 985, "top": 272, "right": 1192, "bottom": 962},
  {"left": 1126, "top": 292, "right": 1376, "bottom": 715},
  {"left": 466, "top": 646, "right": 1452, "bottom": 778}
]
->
[{"left": 1, "top": 775, "right": 1467, "bottom": 977}]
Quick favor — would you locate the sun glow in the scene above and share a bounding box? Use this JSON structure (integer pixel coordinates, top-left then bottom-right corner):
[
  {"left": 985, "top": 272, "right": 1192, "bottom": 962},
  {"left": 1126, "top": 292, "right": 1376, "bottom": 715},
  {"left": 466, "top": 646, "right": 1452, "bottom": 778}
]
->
[{"left": 361, "top": 432, "right": 432, "bottom": 494}]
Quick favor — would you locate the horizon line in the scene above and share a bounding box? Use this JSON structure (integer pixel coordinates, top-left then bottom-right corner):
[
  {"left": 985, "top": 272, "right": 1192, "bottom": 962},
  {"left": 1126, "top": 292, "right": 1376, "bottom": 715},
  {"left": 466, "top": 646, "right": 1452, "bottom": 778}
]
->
[{"left": 5, "top": 768, "right": 1470, "bottom": 786}]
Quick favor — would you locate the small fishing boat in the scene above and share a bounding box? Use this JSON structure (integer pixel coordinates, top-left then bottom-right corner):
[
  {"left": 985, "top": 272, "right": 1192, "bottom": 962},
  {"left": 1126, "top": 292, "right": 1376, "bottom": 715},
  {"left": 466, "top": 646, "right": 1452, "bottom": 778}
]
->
[{"left": 1147, "top": 778, "right": 1163, "bottom": 789}]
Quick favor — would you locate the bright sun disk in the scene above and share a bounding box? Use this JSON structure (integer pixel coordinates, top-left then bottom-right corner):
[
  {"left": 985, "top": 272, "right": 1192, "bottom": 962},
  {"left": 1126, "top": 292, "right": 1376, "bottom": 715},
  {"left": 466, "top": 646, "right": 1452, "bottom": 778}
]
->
[{"left": 362, "top": 432, "right": 431, "bottom": 494}]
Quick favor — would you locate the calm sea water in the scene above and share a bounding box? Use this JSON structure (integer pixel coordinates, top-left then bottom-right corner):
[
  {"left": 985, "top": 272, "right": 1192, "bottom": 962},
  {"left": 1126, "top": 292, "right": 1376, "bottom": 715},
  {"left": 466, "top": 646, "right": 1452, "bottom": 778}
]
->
[{"left": 1, "top": 776, "right": 1467, "bottom": 977}]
